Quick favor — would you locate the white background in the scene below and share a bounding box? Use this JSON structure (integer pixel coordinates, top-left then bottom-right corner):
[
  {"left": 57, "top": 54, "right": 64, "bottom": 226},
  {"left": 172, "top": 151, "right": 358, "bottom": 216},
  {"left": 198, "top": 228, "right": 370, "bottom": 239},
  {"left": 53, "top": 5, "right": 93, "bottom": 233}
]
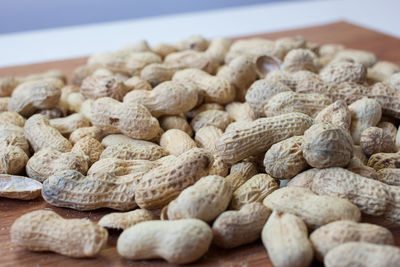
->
[{"left": 0, "top": 0, "right": 399, "bottom": 67}]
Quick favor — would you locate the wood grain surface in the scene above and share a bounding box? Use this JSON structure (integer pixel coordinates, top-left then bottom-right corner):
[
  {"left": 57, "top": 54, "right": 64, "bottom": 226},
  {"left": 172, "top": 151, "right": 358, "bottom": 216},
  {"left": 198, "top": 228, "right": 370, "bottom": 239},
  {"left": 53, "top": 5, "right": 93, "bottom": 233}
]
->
[{"left": 1, "top": 21, "right": 400, "bottom": 267}]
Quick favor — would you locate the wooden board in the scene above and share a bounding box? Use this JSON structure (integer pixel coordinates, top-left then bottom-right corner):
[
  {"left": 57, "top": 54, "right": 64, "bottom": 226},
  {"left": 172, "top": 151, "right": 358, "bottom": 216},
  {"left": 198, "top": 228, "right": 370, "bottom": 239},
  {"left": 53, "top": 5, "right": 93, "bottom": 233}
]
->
[{"left": 1, "top": 21, "right": 400, "bottom": 267}]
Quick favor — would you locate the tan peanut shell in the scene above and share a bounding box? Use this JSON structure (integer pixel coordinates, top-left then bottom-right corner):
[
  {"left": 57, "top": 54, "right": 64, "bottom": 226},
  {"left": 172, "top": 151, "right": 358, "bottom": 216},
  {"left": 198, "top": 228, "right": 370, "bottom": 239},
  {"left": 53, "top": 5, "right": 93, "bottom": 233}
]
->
[
  {"left": 0, "top": 77, "right": 20, "bottom": 97},
  {"left": 11, "top": 210, "right": 108, "bottom": 258},
  {"left": 0, "top": 145, "right": 28, "bottom": 175},
  {"left": 0, "top": 111, "right": 26, "bottom": 127},
  {"left": 91, "top": 97, "right": 160, "bottom": 140},
  {"left": 265, "top": 70, "right": 318, "bottom": 91},
  {"left": 191, "top": 110, "right": 232, "bottom": 132},
  {"left": 0, "top": 97, "right": 10, "bottom": 111},
  {"left": 100, "top": 143, "right": 167, "bottom": 161},
  {"left": 263, "top": 187, "right": 361, "bottom": 229},
  {"left": 0, "top": 124, "right": 30, "bottom": 155},
  {"left": 194, "top": 126, "right": 223, "bottom": 151},
  {"left": 208, "top": 154, "right": 230, "bottom": 177},
  {"left": 49, "top": 113, "right": 91, "bottom": 136},
  {"left": 230, "top": 174, "right": 278, "bottom": 210},
  {"left": 302, "top": 122, "right": 354, "bottom": 168},
  {"left": 225, "top": 161, "right": 258, "bottom": 190},
  {"left": 71, "top": 136, "right": 104, "bottom": 166},
  {"left": 264, "top": 91, "right": 331, "bottom": 117},
  {"left": 333, "top": 49, "right": 377, "bottom": 67},
  {"left": 205, "top": 37, "right": 232, "bottom": 64},
  {"left": 377, "top": 168, "right": 400, "bottom": 186},
  {"left": 320, "top": 61, "right": 366, "bottom": 84},
  {"left": 39, "top": 107, "right": 65, "bottom": 119},
  {"left": 160, "top": 129, "right": 197, "bottom": 156},
  {"left": 42, "top": 170, "right": 138, "bottom": 211},
  {"left": 98, "top": 209, "right": 158, "bottom": 230},
  {"left": 310, "top": 220, "right": 394, "bottom": 260},
  {"left": 368, "top": 152, "right": 400, "bottom": 170},
  {"left": 315, "top": 100, "right": 351, "bottom": 130},
  {"left": 309, "top": 167, "right": 400, "bottom": 223},
  {"left": 216, "top": 112, "right": 314, "bottom": 164},
  {"left": 24, "top": 114, "right": 72, "bottom": 152},
  {"left": 88, "top": 51, "right": 161, "bottom": 76},
  {"left": 176, "top": 35, "right": 208, "bottom": 51},
  {"left": 212, "top": 202, "right": 270, "bottom": 248},
  {"left": 8, "top": 78, "right": 63, "bottom": 117},
  {"left": 282, "top": 48, "right": 320, "bottom": 73},
  {"left": 349, "top": 97, "right": 382, "bottom": 144},
  {"left": 167, "top": 175, "right": 232, "bottom": 222},
  {"left": 173, "top": 68, "right": 235, "bottom": 104},
  {"left": 377, "top": 121, "right": 397, "bottom": 141},
  {"left": 185, "top": 103, "right": 224, "bottom": 119},
  {"left": 117, "top": 219, "right": 212, "bottom": 264},
  {"left": 346, "top": 156, "right": 379, "bottom": 180},
  {"left": 80, "top": 75, "right": 129, "bottom": 101},
  {"left": 124, "top": 76, "right": 152, "bottom": 91},
  {"left": 140, "top": 63, "right": 185, "bottom": 86},
  {"left": 159, "top": 115, "right": 193, "bottom": 136},
  {"left": 324, "top": 242, "right": 400, "bottom": 267},
  {"left": 100, "top": 134, "right": 154, "bottom": 147},
  {"left": 245, "top": 79, "right": 292, "bottom": 117},
  {"left": 264, "top": 135, "right": 308, "bottom": 179},
  {"left": 262, "top": 211, "right": 313, "bottom": 267},
  {"left": 135, "top": 148, "right": 213, "bottom": 209},
  {"left": 360, "top": 126, "right": 397, "bottom": 156},
  {"left": 0, "top": 174, "right": 42, "bottom": 200},
  {"left": 124, "top": 81, "right": 198, "bottom": 117},
  {"left": 225, "top": 102, "right": 255, "bottom": 121},
  {"left": 165, "top": 50, "right": 218, "bottom": 74},
  {"left": 152, "top": 42, "right": 178, "bottom": 58},
  {"left": 69, "top": 126, "right": 105, "bottom": 144},
  {"left": 368, "top": 61, "right": 400, "bottom": 82},
  {"left": 26, "top": 148, "right": 88, "bottom": 182}
]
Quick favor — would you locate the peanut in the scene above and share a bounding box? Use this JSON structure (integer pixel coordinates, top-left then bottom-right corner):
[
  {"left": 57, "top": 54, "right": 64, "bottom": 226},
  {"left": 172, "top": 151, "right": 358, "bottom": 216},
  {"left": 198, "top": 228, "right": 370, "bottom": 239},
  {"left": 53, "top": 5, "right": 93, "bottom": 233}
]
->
[
  {"left": 191, "top": 110, "right": 232, "bottom": 132},
  {"left": 360, "top": 126, "right": 397, "bottom": 156},
  {"left": 332, "top": 49, "right": 377, "bottom": 67},
  {"left": 165, "top": 50, "right": 218, "bottom": 74},
  {"left": 324, "top": 242, "right": 400, "bottom": 267},
  {"left": 0, "top": 111, "right": 26, "bottom": 127},
  {"left": 308, "top": 167, "right": 400, "bottom": 223},
  {"left": 101, "top": 143, "right": 167, "bottom": 161},
  {"left": 90, "top": 97, "right": 160, "bottom": 140},
  {"left": 262, "top": 211, "right": 313, "bottom": 267},
  {"left": 80, "top": 75, "right": 130, "bottom": 101},
  {"left": 368, "top": 152, "right": 400, "bottom": 170},
  {"left": 0, "top": 174, "right": 42, "bottom": 200},
  {"left": 377, "top": 168, "right": 400, "bottom": 186},
  {"left": 123, "top": 81, "right": 197, "bottom": 117},
  {"left": 282, "top": 48, "right": 320, "bottom": 73},
  {"left": 140, "top": 63, "right": 185, "bottom": 86},
  {"left": 0, "top": 123, "right": 30, "bottom": 155},
  {"left": 264, "top": 91, "right": 331, "bottom": 117},
  {"left": 225, "top": 102, "right": 255, "bottom": 121},
  {"left": 230, "top": 173, "right": 278, "bottom": 210},
  {"left": 264, "top": 135, "right": 308, "bottom": 179},
  {"left": 176, "top": 35, "right": 208, "bottom": 51},
  {"left": 159, "top": 115, "right": 193, "bottom": 136},
  {"left": 8, "top": 78, "right": 63, "bottom": 117},
  {"left": 302, "top": 122, "right": 354, "bottom": 168},
  {"left": 310, "top": 220, "right": 394, "bottom": 260},
  {"left": 117, "top": 219, "right": 212, "bottom": 264},
  {"left": 11, "top": 210, "right": 108, "bottom": 258},
  {"left": 160, "top": 129, "right": 197, "bottom": 156},
  {"left": 152, "top": 42, "right": 178, "bottom": 58},
  {"left": 368, "top": 61, "right": 400, "bottom": 82},
  {"left": 49, "top": 113, "right": 91, "bottom": 136},
  {"left": 213, "top": 202, "right": 270, "bottom": 248},
  {"left": 216, "top": 112, "right": 314, "bottom": 164},
  {"left": 185, "top": 102, "right": 224, "bottom": 119},
  {"left": 0, "top": 97, "right": 10, "bottom": 111},
  {"left": 263, "top": 187, "right": 361, "bottom": 229},
  {"left": 124, "top": 76, "right": 152, "bottom": 91},
  {"left": 71, "top": 136, "right": 104, "bottom": 166},
  {"left": 265, "top": 70, "right": 318, "bottom": 91},
  {"left": 205, "top": 37, "right": 232, "bottom": 64},
  {"left": 98, "top": 209, "right": 158, "bottom": 230},
  {"left": 314, "top": 100, "right": 351, "bottom": 130},
  {"left": 24, "top": 114, "right": 72, "bottom": 152},
  {"left": 320, "top": 61, "right": 366, "bottom": 84},
  {"left": 166, "top": 175, "right": 232, "bottom": 222},
  {"left": 135, "top": 148, "right": 213, "bottom": 209},
  {"left": 26, "top": 147, "right": 88, "bottom": 182},
  {"left": 69, "top": 126, "right": 105, "bottom": 144},
  {"left": 173, "top": 68, "right": 235, "bottom": 104},
  {"left": 245, "top": 79, "right": 292, "bottom": 117},
  {"left": 225, "top": 161, "right": 258, "bottom": 190}
]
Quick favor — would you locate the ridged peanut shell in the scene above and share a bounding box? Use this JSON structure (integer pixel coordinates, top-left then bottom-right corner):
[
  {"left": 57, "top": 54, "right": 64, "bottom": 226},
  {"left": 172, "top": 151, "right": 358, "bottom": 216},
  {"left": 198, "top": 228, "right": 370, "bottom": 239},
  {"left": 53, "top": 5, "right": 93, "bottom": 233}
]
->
[
  {"left": 80, "top": 75, "right": 130, "bottom": 101},
  {"left": 98, "top": 209, "right": 158, "bottom": 230},
  {"left": 191, "top": 110, "right": 232, "bottom": 132},
  {"left": 160, "top": 129, "right": 197, "bottom": 156},
  {"left": 377, "top": 168, "right": 400, "bottom": 186},
  {"left": 310, "top": 220, "right": 394, "bottom": 260},
  {"left": 263, "top": 187, "right": 361, "bottom": 229},
  {"left": 320, "top": 61, "right": 366, "bottom": 84},
  {"left": 100, "top": 143, "right": 167, "bottom": 161},
  {"left": 360, "top": 127, "right": 397, "bottom": 156},
  {"left": 11, "top": 210, "right": 108, "bottom": 258},
  {"left": 212, "top": 202, "right": 270, "bottom": 248},
  {"left": 50, "top": 113, "right": 91, "bottom": 136},
  {"left": 0, "top": 111, "right": 26, "bottom": 127},
  {"left": 71, "top": 136, "right": 104, "bottom": 166},
  {"left": 315, "top": 100, "right": 351, "bottom": 130}
]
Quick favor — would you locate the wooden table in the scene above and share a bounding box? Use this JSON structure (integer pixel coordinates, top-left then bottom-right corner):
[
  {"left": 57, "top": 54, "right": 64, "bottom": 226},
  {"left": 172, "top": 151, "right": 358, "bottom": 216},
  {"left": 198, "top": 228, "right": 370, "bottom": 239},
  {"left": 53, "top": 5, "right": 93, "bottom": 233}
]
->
[{"left": 1, "top": 21, "right": 399, "bottom": 267}]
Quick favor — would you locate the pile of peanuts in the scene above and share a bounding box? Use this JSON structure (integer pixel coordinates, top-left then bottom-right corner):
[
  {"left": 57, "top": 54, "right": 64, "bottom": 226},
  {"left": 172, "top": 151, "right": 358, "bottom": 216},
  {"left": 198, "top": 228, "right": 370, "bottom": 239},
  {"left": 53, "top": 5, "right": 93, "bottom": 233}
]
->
[{"left": 1, "top": 35, "right": 400, "bottom": 266}]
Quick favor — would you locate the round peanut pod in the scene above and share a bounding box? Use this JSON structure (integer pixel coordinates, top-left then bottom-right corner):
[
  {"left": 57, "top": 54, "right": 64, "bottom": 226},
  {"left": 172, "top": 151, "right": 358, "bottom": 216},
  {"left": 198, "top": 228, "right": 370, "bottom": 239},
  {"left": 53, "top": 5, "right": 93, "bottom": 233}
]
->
[{"left": 360, "top": 127, "right": 397, "bottom": 156}]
